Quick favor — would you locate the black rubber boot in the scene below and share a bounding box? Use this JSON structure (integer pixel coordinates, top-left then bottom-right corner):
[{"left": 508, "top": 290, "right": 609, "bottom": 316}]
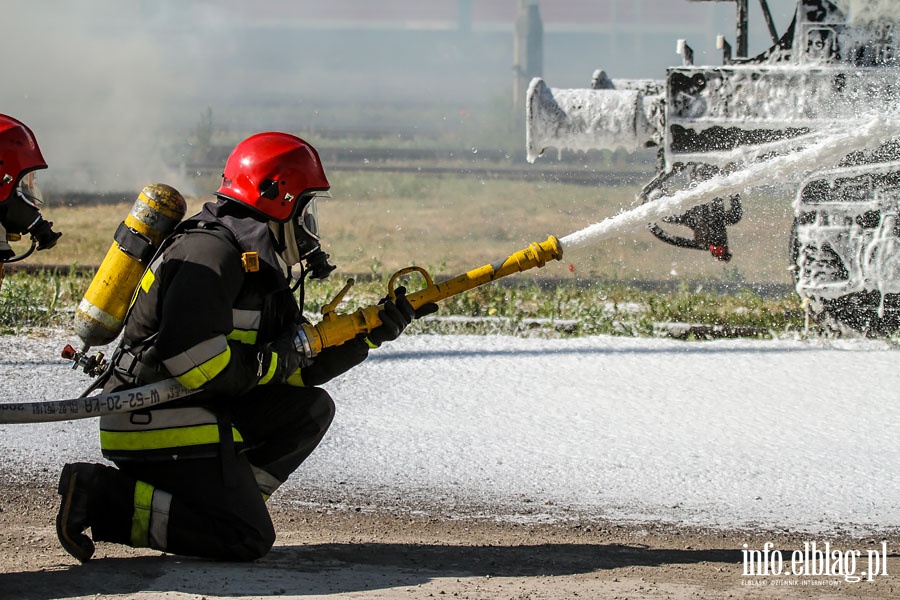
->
[{"left": 56, "top": 463, "right": 100, "bottom": 562}]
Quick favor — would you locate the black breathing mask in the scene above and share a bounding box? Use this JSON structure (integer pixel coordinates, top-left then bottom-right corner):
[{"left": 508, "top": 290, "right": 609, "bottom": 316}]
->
[
  {"left": 271, "top": 194, "right": 336, "bottom": 281},
  {"left": 0, "top": 172, "right": 61, "bottom": 261}
]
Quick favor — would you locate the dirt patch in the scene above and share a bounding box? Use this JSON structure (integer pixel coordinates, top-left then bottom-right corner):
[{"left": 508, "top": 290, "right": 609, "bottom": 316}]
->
[{"left": 1, "top": 478, "right": 897, "bottom": 599}]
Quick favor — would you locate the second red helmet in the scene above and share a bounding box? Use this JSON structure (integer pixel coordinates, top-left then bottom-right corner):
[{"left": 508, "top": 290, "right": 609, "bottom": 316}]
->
[
  {"left": 0, "top": 114, "right": 47, "bottom": 204},
  {"left": 216, "top": 132, "right": 330, "bottom": 223}
]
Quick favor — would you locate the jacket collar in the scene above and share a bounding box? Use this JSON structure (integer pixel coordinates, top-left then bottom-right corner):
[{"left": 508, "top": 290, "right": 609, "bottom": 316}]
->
[{"left": 192, "top": 198, "right": 288, "bottom": 284}]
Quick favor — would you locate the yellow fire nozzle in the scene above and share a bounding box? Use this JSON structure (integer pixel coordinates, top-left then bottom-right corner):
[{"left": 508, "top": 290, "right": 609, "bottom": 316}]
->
[{"left": 296, "top": 236, "right": 563, "bottom": 357}]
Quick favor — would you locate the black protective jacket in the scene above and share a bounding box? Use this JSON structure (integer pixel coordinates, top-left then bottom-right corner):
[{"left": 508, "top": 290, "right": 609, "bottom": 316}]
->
[{"left": 99, "top": 199, "right": 368, "bottom": 461}]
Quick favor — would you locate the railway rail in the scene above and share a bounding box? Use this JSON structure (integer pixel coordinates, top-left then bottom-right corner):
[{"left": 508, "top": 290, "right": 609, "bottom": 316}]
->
[{"left": 45, "top": 144, "right": 655, "bottom": 207}]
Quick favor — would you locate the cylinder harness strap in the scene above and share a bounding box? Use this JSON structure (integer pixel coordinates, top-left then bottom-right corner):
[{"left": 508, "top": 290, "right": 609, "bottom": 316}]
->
[{"left": 114, "top": 222, "right": 156, "bottom": 264}]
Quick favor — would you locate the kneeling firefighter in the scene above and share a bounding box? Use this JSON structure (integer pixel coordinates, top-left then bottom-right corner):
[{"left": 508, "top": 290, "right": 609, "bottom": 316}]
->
[
  {"left": 56, "top": 132, "right": 437, "bottom": 562},
  {"left": 0, "top": 114, "right": 62, "bottom": 283}
]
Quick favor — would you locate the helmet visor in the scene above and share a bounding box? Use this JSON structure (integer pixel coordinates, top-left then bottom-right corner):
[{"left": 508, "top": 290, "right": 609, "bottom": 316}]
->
[
  {"left": 16, "top": 172, "right": 43, "bottom": 208},
  {"left": 296, "top": 191, "right": 329, "bottom": 240},
  {"left": 298, "top": 196, "right": 319, "bottom": 241}
]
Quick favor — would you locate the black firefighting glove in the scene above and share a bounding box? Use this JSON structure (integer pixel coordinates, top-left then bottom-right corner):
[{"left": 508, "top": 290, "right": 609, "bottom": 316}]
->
[
  {"left": 259, "top": 329, "right": 304, "bottom": 385},
  {"left": 365, "top": 286, "right": 438, "bottom": 348}
]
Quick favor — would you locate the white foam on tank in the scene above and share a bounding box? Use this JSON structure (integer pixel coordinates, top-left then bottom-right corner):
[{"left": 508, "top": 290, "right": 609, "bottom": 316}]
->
[
  {"left": 672, "top": 65, "right": 899, "bottom": 124},
  {"left": 834, "top": 0, "right": 900, "bottom": 23},
  {"left": 561, "top": 116, "right": 900, "bottom": 249},
  {"left": 526, "top": 78, "right": 663, "bottom": 163},
  {"left": 677, "top": 127, "right": 849, "bottom": 169}
]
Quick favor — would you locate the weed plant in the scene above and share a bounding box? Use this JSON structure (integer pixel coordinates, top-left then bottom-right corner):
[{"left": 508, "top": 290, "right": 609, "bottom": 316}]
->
[{"left": 0, "top": 268, "right": 92, "bottom": 333}]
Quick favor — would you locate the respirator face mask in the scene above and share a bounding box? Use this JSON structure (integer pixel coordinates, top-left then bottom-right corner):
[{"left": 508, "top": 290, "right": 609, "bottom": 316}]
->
[
  {"left": 0, "top": 172, "right": 61, "bottom": 259},
  {"left": 270, "top": 193, "right": 336, "bottom": 280}
]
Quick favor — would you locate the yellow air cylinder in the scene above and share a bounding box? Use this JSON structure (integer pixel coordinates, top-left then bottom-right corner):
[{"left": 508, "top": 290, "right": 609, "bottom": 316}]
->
[{"left": 75, "top": 183, "right": 186, "bottom": 348}]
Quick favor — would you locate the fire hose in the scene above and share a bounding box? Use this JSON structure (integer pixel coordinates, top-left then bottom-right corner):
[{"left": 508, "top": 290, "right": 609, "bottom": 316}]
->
[{"left": 0, "top": 236, "right": 563, "bottom": 424}]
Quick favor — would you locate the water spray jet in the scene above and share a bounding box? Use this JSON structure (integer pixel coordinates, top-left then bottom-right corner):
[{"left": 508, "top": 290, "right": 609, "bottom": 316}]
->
[{"left": 560, "top": 116, "right": 900, "bottom": 250}]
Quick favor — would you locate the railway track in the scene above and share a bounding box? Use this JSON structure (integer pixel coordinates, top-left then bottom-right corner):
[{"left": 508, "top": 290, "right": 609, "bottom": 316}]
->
[
  {"left": 48, "top": 166, "right": 646, "bottom": 207},
  {"left": 180, "top": 154, "right": 650, "bottom": 187},
  {"left": 46, "top": 144, "right": 654, "bottom": 207}
]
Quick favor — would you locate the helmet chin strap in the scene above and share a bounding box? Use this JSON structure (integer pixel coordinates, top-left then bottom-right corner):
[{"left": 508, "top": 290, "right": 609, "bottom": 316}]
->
[
  {"left": 267, "top": 214, "right": 335, "bottom": 284},
  {"left": 280, "top": 219, "right": 303, "bottom": 266},
  {"left": 268, "top": 220, "right": 302, "bottom": 274}
]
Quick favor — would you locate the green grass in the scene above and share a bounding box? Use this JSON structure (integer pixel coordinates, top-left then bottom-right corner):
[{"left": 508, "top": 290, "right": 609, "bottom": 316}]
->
[
  {"left": 30, "top": 173, "right": 797, "bottom": 286},
  {"left": 0, "top": 267, "right": 92, "bottom": 333},
  {"left": 7, "top": 159, "right": 808, "bottom": 340},
  {"left": 0, "top": 267, "right": 806, "bottom": 340}
]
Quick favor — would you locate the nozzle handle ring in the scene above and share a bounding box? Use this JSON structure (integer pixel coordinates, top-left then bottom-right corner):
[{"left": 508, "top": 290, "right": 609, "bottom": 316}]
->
[{"left": 387, "top": 266, "right": 434, "bottom": 301}]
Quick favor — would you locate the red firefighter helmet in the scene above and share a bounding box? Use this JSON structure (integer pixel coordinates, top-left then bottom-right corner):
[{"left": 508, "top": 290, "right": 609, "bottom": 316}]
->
[
  {"left": 0, "top": 115, "right": 47, "bottom": 204},
  {"left": 215, "top": 132, "right": 329, "bottom": 223}
]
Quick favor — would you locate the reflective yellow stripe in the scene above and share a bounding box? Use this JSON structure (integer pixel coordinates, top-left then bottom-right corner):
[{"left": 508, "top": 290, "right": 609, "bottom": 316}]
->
[
  {"left": 100, "top": 424, "right": 244, "bottom": 451},
  {"left": 132, "top": 481, "right": 153, "bottom": 548},
  {"left": 139, "top": 269, "right": 155, "bottom": 293},
  {"left": 176, "top": 346, "right": 232, "bottom": 389},
  {"left": 127, "top": 269, "right": 156, "bottom": 312},
  {"left": 258, "top": 351, "right": 278, "bottom": 385},
  {"left": 164, "top": 336, "right": 229, "bottom": 378},
  {"left": 286, "top": 368, "right": 304, "bottom": 387},
  {"left": 227, "top": 329, "right": 257, "bottom": 344}
]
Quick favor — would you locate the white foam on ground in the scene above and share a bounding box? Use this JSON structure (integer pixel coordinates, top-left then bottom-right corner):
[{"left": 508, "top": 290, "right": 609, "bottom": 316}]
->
[{"left": 2, "top": 331, "right": 899, "bottom": 535}]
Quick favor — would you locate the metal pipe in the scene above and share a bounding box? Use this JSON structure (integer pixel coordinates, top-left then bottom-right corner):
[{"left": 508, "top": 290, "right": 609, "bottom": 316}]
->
[
  {"left": 758, "top": 0, "right": 779, "bottom": 44},
  {"left": 736, "top": 0, "right": 749, "bottom": 58}
]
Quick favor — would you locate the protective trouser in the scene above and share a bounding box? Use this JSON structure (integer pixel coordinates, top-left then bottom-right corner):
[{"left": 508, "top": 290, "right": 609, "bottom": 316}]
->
[{"left": 83, "top": 386, "right": 335, "bottom": 561}]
